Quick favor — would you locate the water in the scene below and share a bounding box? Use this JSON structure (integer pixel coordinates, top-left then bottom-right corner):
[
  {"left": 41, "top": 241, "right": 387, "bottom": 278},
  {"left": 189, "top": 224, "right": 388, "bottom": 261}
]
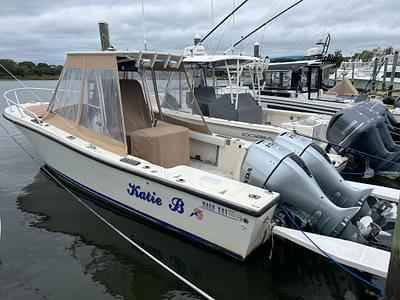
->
[{"left": 0, "top": 80, "right": 384, "bottom": 300}]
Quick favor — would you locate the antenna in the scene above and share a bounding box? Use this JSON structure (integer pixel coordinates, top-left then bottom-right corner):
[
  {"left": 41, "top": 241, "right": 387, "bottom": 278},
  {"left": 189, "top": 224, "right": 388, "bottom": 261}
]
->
[
  {"left": 211, "top": 0, "right": 214, "bottom": 50},
  {"left": 141, "top": 0, "right": 147, "bottom": 50},
  {"left": 225, "top": 0, "right": 304, "bottom": 53},
  {"left": 231, "top": 0, "right": 235, "bottom": 54},
  {"left": 200, "top": 0, "right": 248, "bottom": 44}
]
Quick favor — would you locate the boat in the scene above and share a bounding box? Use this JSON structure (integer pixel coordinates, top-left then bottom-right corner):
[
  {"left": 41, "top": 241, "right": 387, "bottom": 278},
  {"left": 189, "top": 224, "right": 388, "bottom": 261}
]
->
[
  {"left": 258, "top": 54, "right": 365, "bottom": 115},
  {"left": 333, "top": 52, "right": 400, "bottom": 91},
  {"left": 176, "top": 44, "right": 400, "bottom": 180},
  {"left": 181, "top": 44, "right": 332, "bottom": 141},
  {"left": 3, "top": 51, "right": 279, "bottom": 260},
  {"left": 258, "top": 50, "right": 400, "bottom": 121},
  {"left": 3, "top": 50, "right": 396, "bottom": 277}
]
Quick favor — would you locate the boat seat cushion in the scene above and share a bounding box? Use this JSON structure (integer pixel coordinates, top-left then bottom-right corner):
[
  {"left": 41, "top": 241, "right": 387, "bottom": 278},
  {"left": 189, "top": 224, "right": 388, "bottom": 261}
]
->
[{"left": 130, "top": 123, "right": 190, "bottom": 168}]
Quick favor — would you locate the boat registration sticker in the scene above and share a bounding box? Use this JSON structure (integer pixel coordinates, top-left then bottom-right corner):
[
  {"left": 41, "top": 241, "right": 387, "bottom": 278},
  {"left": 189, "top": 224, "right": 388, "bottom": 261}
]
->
[{"left": 201, "top": 201, "right": 242, "bottom": 221}]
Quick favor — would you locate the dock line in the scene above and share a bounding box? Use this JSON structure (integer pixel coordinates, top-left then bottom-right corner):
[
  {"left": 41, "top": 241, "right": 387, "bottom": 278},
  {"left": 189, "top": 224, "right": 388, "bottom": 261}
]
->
[
  {"left": 41, "top": 167, "right": 215, "bottom": 300},
  {"left": 1, "top": 117, "right": 215, "bottom": 300},
  {"left": 281, "top": 206, "right": 385, "bottom": 295}
]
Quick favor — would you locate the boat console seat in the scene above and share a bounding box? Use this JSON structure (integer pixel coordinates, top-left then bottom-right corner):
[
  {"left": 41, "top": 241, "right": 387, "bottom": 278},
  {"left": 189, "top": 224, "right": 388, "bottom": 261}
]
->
[
  {"left": 130, "top": 122, "right": 190, "bottom": 168},
  {"left": 194, "top": 87, "right": 217, "bottom": 116},
  {"left": 120, "top": 79, "right": 152, "bottom": 153}
]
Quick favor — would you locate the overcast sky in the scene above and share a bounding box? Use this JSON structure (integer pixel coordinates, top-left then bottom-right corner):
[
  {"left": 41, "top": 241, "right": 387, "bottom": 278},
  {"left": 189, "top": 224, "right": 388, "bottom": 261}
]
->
[{"left": 0, "top": 0, "right": 398, "bottom": 64}]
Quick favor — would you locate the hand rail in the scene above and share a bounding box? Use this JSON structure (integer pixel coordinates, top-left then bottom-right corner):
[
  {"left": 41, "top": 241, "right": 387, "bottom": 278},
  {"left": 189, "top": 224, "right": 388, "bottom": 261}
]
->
[{"left": 3, "top": 87, "right": 55, "bottom": 124}]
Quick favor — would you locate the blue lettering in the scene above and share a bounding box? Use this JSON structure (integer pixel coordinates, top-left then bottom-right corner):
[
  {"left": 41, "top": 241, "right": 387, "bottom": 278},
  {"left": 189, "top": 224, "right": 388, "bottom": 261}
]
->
[
  {"left": 127, "top": 183, "right": 136, "bottom": 195},
  {"left": 139, "top": 191, "right": 146, "bottom": 200},
  {"left": 127, "top": 182, "right": 163, "bottom": 206},
  {"left": 154, "top": 197, "right": 162, "bottom": 206},
  {"left": 169, "top": 197, "right": 185, "bottom": 214}
]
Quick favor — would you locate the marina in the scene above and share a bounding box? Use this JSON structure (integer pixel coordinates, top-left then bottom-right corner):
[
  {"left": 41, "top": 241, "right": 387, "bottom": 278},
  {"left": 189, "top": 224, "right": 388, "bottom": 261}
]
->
[{"left": 1, "top": 1, "right": 400, "bottom": 299}]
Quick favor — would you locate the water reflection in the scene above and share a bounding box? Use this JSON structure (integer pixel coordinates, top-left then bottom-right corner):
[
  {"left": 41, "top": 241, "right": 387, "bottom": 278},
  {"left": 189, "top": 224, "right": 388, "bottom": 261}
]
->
[{"left": 17, "top": 171, "right": 383, "bottom": 300}]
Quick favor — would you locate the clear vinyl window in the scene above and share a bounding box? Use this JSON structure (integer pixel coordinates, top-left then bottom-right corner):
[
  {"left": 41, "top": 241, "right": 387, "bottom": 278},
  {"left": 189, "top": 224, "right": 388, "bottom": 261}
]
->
[
  {"left": 49, "top": 68, "right": 82, "bottom": 121},
  {"left": 79, "top": 69, "right": 124, "bottom": 142}
]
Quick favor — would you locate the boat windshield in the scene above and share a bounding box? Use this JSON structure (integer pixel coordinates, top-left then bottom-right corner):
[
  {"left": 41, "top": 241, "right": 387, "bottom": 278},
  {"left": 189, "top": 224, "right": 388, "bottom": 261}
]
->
[
  {"left": 183, "top": 56, "right": 268, "bottom": 111},
  {"left": 43, "top": 51, "right": 211, "bottom": 155},
  {"left": 122, "top": 53, "right": 211, "bottom": 134},
  {"left": 45, "top": 53, "right": 126, "bottom": 155}
]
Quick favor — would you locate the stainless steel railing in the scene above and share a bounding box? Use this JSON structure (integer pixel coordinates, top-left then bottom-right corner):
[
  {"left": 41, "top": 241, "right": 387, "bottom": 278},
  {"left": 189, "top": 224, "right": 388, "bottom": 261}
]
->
[{"left": 3, "top": 87, "right": 54, "bottom": 124}]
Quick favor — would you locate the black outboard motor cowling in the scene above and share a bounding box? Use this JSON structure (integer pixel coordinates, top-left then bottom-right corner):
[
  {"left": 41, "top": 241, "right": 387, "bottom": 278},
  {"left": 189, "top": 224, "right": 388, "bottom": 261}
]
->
[{"left": 326, "top": 101, "right": 400, "bottom": 173}]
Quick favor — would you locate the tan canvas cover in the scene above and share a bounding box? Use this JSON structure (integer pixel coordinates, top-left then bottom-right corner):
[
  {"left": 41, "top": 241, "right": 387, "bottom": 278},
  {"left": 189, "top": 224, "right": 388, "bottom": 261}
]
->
[
  {"left": 154, "top": 112, "right": 210, "bottom": 134},
  {"left": 120, "top": 79, "right": 152, "bottom": 133},
  {"left": 44, "top": 53, "right": 127, "bottom": 156},
  {"left": 131, "top": 123, "right": 190, "bottom": 168},
  {"left": 327, "top": 79, "right": 359, "bottom": 96},
  {"left": 45, "top": 113, "right": 127, "bottom": 156}
]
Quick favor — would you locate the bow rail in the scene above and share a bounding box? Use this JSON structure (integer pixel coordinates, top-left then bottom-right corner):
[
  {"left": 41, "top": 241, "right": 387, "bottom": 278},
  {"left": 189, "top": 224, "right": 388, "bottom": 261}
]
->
[{"left": 3, "top": 87, "right": 55, "bottom": 124}]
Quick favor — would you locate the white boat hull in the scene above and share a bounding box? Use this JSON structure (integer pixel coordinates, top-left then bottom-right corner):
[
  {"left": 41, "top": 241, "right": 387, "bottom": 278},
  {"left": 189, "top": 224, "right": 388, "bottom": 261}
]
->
[{"left": 6, "top": 109, "right": 277, "bottom": 260}]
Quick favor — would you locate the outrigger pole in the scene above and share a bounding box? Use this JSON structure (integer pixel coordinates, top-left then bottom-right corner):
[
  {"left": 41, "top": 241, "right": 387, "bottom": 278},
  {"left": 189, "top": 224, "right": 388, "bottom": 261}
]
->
[
  {"left": 200, "top": 0, "right": 248, "bottom": 43},
  {"left": 224, "top": 0, "right": 304, "bottom": 53}
]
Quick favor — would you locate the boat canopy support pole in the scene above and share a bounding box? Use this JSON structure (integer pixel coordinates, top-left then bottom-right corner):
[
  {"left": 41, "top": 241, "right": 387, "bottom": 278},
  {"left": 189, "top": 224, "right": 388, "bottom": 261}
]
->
[{"left": 151, "top": 70, "right": 164, "bottom": 121}]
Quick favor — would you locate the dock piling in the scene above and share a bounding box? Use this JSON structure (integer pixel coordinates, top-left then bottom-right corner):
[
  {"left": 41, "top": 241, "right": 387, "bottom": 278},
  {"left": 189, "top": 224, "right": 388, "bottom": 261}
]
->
[
  {"left": 383, "top": 207, "right": 400, "bottom": 299},
  {"left": 371, "top": 58, "right": 379, "bottom": 91},
  {"left": 98, "top": 22, "right": 111, "bottom": 51},
  {"left": 382, "top": 57, "right": 388, "bottom": 90},
  {"left": 388, "top": 51, "right": 398, "bottom": 97}
]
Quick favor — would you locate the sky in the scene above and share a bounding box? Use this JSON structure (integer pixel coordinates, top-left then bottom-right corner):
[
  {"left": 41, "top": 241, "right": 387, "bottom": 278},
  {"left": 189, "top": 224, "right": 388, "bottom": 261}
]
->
[{"left": 0, "top": 0, "right": 398, "bottom": 64}]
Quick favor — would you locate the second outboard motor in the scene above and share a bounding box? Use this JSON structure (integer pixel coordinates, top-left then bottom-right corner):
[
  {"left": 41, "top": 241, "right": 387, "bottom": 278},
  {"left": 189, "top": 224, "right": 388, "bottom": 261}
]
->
[
  {"left": 240, "top": 140, "right": 360, "bottom": 237},
  {"left": 327, "top": 102, "right": 400, "bottom": 173},
  {"left": 274, "top": 132, "right": 372, "bottom": 208}
]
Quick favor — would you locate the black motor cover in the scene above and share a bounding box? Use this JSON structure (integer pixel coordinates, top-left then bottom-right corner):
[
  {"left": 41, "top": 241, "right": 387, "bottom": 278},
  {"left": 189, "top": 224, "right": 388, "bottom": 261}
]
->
[{"left": 326, "top": 101, "right": 400, "bottom": 172}]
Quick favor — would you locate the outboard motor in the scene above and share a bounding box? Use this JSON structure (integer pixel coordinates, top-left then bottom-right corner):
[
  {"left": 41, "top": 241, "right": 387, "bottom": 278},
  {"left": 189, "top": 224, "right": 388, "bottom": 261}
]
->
[
  {"left": 240, "top": 140, "right": 360, "bottom": 237},
  {"left": 362, "top": 101, "right": 400, "bottom": 138},
  {"left": 274, "top": 132, "right": 372, "bottom": 208},
  {"left": 327, "top": 101, "right": 400, "bottom": 173}
]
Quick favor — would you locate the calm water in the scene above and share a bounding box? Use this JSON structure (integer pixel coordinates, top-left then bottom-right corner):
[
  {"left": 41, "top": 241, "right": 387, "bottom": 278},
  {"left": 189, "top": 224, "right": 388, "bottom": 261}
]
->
[{"left": 0, "top": 80, "right": 385, "bottom": 300}]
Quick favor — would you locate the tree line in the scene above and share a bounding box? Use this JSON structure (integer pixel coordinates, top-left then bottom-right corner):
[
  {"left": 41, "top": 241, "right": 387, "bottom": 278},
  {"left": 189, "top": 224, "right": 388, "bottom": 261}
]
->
[{"left": 0, "top": 59, "right": 63, "bottom": 79}]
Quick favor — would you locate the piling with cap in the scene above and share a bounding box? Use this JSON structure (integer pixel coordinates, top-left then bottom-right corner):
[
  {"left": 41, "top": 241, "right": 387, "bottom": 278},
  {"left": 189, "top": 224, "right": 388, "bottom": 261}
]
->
[
  {"left": 382, "top": 57, "right": 388, "bottom": 90},
  {"left": 389, "top": 51, "right": 398, "bottom": 97},
  {"left": 254, "top": 42, "right": 261, "bottom": 58},
  {"left": 371, "top": 58, "right": 379, "bottom": 91},
  {"left": 98, "top": 22, "right": 111, "bottom": 51}
]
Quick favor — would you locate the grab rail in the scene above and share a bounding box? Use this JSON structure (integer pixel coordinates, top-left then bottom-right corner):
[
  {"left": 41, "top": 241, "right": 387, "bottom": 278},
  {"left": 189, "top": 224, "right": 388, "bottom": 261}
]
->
[{"left": 3, "top": 87, "right": 55, "bottom": 125}]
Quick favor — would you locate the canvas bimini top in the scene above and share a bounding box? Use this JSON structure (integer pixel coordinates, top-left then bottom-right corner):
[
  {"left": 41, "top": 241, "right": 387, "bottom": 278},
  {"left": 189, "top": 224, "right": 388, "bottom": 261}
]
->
[{"left": 44, "top": 51, "right": 210, "bottom": 156}]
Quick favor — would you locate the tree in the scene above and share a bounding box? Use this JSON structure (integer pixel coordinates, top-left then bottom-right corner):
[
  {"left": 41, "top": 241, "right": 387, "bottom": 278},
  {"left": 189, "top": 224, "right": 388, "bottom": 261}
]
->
[
  {"left": 360, "top": 50, "right": 374, "bottom": 62},
  {"left": 0, "top": 59, "right": 18, "bottom": 77},
  {"left": 384, "top": 47, "right": 394, "bottom": 55},
  {"left": 18, "top": 61, "right": 36, "bottom": 70},
  {"left": 351, "top": 52, "right": 361, "bottom": 61},
  {"left": 0, "top": 59, "right": 63, "bottom": 78},
  {"left": 333, "top": 50, "right": 344, "bottom": 67}
]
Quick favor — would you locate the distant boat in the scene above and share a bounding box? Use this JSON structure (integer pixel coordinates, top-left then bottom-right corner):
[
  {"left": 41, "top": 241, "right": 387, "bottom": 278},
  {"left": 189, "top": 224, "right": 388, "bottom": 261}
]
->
[{"left": 333, "top": 53, "right": 400, "bottom": 91}]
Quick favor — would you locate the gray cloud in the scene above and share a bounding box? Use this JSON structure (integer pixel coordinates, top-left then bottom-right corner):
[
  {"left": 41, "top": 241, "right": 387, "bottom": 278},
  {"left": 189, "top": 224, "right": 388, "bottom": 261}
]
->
[{"left": 0, "top": 0, "right": 398, "bottom": 64}]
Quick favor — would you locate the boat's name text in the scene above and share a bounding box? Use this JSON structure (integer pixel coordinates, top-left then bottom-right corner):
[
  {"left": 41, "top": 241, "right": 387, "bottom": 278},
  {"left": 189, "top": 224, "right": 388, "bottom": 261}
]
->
[{"left": 127, "top": 183, "right": 185, "bottom": 214}]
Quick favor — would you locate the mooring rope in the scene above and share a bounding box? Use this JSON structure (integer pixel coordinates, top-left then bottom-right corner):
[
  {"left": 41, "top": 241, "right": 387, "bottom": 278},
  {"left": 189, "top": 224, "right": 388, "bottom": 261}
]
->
[
  {"left": 0, "top": 120, "right": 215, "bottom": 300},
  {"left": 41, "top": 167, "right": 215, "bottom": 300},
  {"left": 281, "top": 206, "right": 385, "bottom": 295}
]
